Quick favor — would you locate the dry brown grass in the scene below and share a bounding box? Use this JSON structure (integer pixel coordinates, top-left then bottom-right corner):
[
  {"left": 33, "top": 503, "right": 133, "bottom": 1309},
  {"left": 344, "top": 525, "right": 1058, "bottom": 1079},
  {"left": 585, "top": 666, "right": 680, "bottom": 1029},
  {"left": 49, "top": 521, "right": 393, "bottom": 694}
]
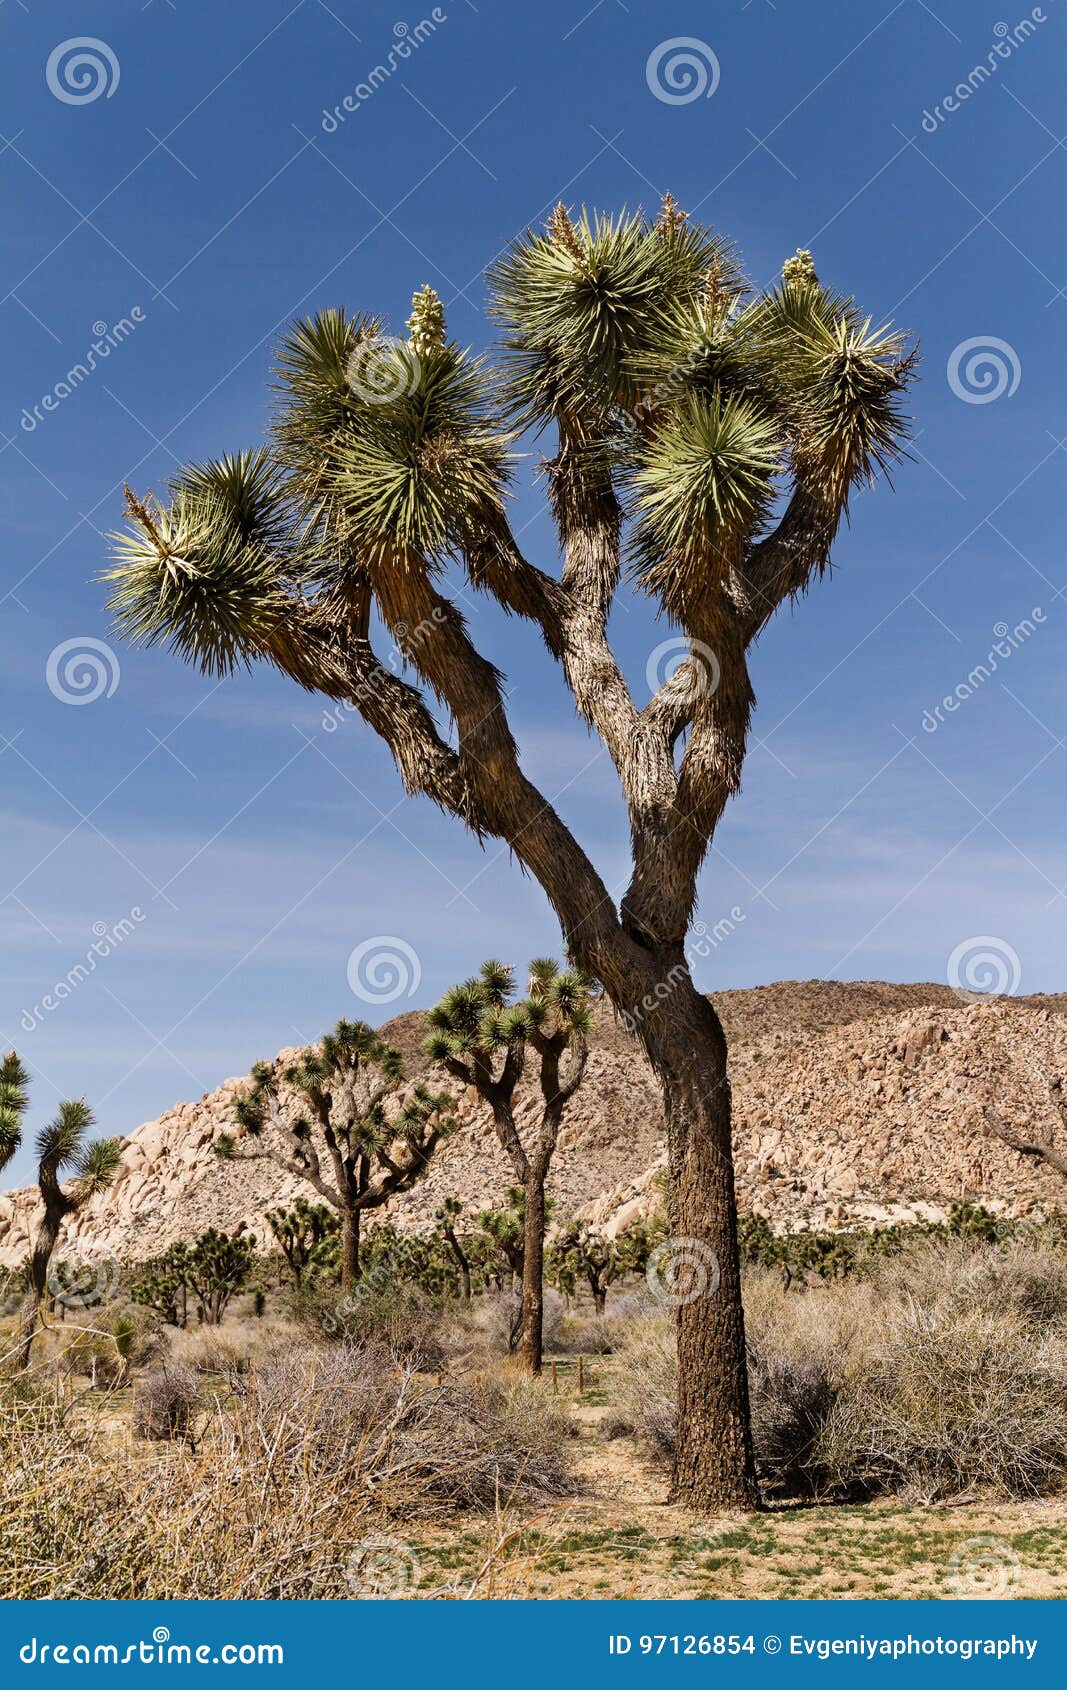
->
[
  {"left": 0, "top": 1338, "right": 576, "bottom": 1598},
  {"left": 612, "top": 1241, "right": 1067, "bottom": 1503}
]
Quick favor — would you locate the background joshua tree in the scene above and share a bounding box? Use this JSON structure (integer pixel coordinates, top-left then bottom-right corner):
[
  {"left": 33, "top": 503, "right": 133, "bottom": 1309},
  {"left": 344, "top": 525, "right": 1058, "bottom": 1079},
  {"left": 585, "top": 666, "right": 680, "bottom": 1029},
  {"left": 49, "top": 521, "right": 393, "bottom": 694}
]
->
[
  {"left": 17, "top": 1099, "right": 121, "bottom": 1369},
  {"left": 551, "top": 1217, "right": 659, "bottom": 1314},
  {"left": 0, "top": 1051, "right": 29, "bottom": 1176},
  {"left": 427, "top": 959, "right": 591, "bottom": 1373},
  {"left": 266, "top": 1198, "right": 341, "bottom": 1291},
  {"left": 984, "top": 1081, "right": 1067, "bottom": 1187},
  {"left": 183, "top": 1229, "right": 257, "bottom": 1325},
  {"left": 130, "top": 1242, "right": 193, "bottom": 1329},
  {"left": 434, "top": 1196, "right": 472, "bottom": 1301},
  {"left": 215, "top": 1018, "right": 456, "bottom": 1290},
  {"left": 104, "top": 199, "right": 914, "bottom": 1507},
  {"left": 476, "top": 1188, "right": 527, "bottom": 1288}
]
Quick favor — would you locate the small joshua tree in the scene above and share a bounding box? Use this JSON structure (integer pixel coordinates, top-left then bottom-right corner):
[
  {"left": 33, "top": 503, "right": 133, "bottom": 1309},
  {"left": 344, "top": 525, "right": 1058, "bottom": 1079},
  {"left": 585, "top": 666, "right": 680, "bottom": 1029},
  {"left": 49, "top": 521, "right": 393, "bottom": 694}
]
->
[
  {"left": 434, "top": 1196, "right": 472, "bottom": 1302},
  {"left": 427, "top": 957, "right": 593, "bottom": 1373},
  {"left": 0, "top": 1051, "right": 29, "bottom": 1175},
  {"left": 130, "top": 1242, "right": 192, "bottom": 1328},
  {"left": 266, "top": 1197, "right": 341, "bottom": 1290},
  {"left": 17, "top": 1099, "right": 121, "bottom": 1369},
  {"left": 551, "top": 1217, "right": 659, "bottom": 1314},
  {"left": 185, "top": 1228, "right": 257, "bottom": 1325},
  {"left": 216, "top": 1019, "right": 456, "bottom": 1290}
]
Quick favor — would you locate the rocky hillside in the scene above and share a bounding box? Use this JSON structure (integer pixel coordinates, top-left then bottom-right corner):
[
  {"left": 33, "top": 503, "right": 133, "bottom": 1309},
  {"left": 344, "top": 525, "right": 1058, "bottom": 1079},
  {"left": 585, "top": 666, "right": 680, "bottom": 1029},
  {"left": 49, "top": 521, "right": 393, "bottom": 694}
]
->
[{"left": 2, "top": 980, "right": 1067, "bottom": 1266}]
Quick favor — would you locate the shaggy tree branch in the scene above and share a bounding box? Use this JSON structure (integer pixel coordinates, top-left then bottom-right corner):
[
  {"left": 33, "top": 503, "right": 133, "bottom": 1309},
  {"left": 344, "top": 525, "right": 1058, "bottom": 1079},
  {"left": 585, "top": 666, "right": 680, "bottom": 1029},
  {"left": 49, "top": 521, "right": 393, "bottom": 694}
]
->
[{"left": 983, "top": 1086, "right": 1067, "bottom": 1182}]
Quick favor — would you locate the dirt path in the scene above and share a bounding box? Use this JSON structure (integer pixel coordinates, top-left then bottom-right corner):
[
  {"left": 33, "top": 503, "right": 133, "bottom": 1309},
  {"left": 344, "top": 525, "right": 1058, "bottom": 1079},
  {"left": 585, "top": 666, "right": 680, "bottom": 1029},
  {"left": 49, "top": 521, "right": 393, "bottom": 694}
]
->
[{"left": 428, "top": 1388, "right": 1067, "bottom": 1600}]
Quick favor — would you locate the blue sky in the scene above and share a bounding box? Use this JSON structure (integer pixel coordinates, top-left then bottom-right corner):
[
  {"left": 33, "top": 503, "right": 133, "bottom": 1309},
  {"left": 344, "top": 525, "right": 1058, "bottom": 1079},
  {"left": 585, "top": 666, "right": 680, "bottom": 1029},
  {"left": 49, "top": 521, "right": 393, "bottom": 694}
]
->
[{"left": 2, "top": 0, "right": 1066, "bottom": 1178}]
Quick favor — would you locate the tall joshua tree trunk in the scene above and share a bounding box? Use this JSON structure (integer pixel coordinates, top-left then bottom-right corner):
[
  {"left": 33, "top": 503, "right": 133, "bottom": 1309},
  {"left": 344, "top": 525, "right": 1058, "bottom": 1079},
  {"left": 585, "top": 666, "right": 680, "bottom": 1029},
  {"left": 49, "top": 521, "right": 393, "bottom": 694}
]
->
[
  {"left": 518, "top": 1166, "right": 547, "bottom": 1374},
  {"left": 636, "top": 972, "right": 756, "bottom": 1509},
  {"left": 18, "top": 1196, "right": 69, "bottom": 1371},
  {"left": 340, "top": 1207, "right": 360, "bottom": 1291}
]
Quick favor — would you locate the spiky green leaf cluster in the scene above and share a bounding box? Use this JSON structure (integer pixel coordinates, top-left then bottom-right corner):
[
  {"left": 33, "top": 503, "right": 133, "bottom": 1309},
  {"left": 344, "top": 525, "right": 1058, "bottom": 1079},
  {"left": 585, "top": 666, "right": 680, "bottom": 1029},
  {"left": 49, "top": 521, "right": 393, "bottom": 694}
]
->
[
  {"left": 631, "top": 392, "right": 782, "bottom": 613},
  {"left": 104, "top": 450, "right": 291, "bottom": 676},
  {"left": 104, "top": 208, "right": 913, "bottom": 680},
  {"left": 425, "top": 955, "right": 596, "bottom": 1063},
  {"left": 33, "top": 1096, "right": 120, "bottom": 1202},
  {"left": 488, "top": 206, "right": 742, "bottom": 431},
  {"left": 0, "top": 1051, "right": 29, "bottom": 1173}
]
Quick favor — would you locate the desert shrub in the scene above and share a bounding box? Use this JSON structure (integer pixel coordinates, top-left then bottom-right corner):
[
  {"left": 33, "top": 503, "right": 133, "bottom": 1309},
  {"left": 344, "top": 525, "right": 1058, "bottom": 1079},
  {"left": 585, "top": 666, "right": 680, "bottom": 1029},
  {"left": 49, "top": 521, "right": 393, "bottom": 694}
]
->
[
  {"left": 873, "top": 1234, "right": 1067, "bottom": 1330},
  {"left": 822, "top": 1305, "right": 1067, "bottom": 1501},
  {"left": 56, "top": 1311, "right": 160, "bottom": 1388},
  {"left": 245, "top": 1342, "right": 576, "bottom": 1516},
  {"left": 612, "top": 1261, "right": 1067, "bottom": 1501},
  {"left": 295, "top": 1278, "right": 450, "bottom": 1368},
  {"left": 0, "top": 1339, "right": 575, "bottom": 1597},
  {"left": 166, "top": 1316, "right": 298, "bottom": 1386},
  {"left": 134, "top": 1364, "right": 199, "bottom": 1441},
  {"left": 0, "top": 1381, "right": 371, "bottom": 1597},
  {"left": 550, "top": 1287, "right": 659, "bottom": 1356},
  {"left": 747, "top": 1349, "right": 838, "bottom": 1495},
  {"left": 612, "top": 1311, "right": 677, "bottom": 1459}
]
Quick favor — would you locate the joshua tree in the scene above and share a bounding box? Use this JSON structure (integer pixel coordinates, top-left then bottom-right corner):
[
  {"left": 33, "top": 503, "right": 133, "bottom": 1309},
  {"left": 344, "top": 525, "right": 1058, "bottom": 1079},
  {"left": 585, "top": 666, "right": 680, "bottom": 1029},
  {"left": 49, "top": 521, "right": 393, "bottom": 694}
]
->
[
  {"left": 130, "top": 1242, "right": 192, "bottom": 1328},
  {"left": 434, "top": 1196, "right": 472, "bottom": 1301},
  {"left": 185, "top": 1228, "right": 257, "bottom": 1325},
  {"left": 265, "top": 1198, "right": 340, "bottom": 1290},
  {"left": 427, "top": 959, "right": 591, "bottom": 1372},
  {"left": 103, "top": 201, "right": 914, "bottom": 1507},
  {"left": 17, "top": 1099, "right": 121, "bottom": 1369},
  {"left": 984, "top": 1082, "right": 1067, "bottom": 1186},
  {"left": 551, "top": 1217, "right": 659, "bottom": 1313},
  {"left": 215, "top": 1019, "right": 456, "bottom": 1290},
  {"left": 0, "top": 1051, "right": 29, "bottom": 1175}
]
